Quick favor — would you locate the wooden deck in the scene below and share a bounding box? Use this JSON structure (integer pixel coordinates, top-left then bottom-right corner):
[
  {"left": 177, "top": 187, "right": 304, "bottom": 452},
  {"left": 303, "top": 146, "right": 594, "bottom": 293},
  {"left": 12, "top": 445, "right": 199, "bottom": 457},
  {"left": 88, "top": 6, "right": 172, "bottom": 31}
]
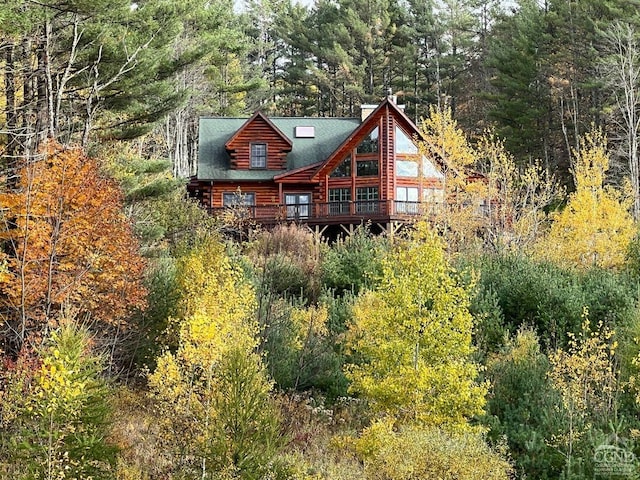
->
[{"left": 210, "top": 200, "right": 444, "bottom": 227}]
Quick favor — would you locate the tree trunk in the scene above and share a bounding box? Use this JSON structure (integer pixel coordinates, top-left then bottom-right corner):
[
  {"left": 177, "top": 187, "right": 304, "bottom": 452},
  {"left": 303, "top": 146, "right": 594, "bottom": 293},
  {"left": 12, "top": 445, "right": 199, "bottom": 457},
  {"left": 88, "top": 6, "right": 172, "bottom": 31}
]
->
[
  {"left": 36, "top": 30, "right": 50, "bottom": 147},
  {"left": 44, "top": 19, "right": 55, "bottom": 139},
  {"left": 22, "top": 37, "right": 36, "bottom": 158},
  {"left": 5, "top": 42, "right": 19, "bottom": 188},
  {"left": 604, "top": 22, "right": 640, "bottom": 220}
]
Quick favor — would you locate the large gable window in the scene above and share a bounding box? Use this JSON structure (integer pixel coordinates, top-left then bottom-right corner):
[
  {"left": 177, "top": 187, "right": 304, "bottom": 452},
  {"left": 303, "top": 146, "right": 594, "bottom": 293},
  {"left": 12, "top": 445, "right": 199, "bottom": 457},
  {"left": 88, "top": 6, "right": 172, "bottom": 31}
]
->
[
  {"left": 356, "top": 125, "right": 379, "bottom": 176},
  {"left": 330, "top": 155, "right": 352, "bottom": 177},
  {"left": 357, "top": 126, "right": 379, "bottom": 154},
  {"left": 250, "top": 143, "right": 267, "bottom": 169},
  {"left": 395, "top": 126, "right": 419, "bottom": 154}
]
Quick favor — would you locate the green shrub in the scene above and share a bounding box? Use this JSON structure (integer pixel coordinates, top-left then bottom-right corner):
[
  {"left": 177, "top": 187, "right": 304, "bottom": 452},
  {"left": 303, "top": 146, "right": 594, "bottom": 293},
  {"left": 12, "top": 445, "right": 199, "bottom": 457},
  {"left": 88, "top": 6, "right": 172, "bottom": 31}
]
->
[
  {"left": 468, "top": 254, "right": 639, "bottom": 352},
  {"left": 131, "top": 257, "right": 180, "bottom": 369},
  {"left": 260, "top": 298, "right": 348, "bottom": 399},
  {"left": 249, "top": 224, "right": 323, "bottom": 302},
  {"left": 321, "top": 227, "right": 386, "bottom": 296},
  {"left": 470, "top": 285, "right": 507, "bottom": 359},
  {"left": 350, "top": 419, "right": 512, "bottom": 480},
  {"left": 482, "top": 326, "right": 564, "bottom": 479}
]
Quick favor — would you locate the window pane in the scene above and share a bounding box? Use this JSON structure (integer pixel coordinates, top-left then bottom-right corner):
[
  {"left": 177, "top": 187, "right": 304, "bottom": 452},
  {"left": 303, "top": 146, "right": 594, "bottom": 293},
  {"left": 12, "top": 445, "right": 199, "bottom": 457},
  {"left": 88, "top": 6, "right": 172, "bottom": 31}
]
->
[
  {"left": 356, "top": 186, "right": 379, "bottom": 213},
  {"left": 285, "top": 193, "right": 310, "bottom": 204},
  {"left": 422, "top": 155, "right": 445, "bottom": 179},
  {"left": 223, "top": 193, "right": 234, "bottom": 205},
  {"left": 329, "top": 188, "right": 351, "bottom": 202},
  {"left": 250, "top": 143, "right": 267, "bottom": 168},
  {"left": 223, "top": 192, "right": 255, "bottom": 206},
  {"left": 330, "top": 156, "right": 352, "bottom": 177},
  {"left": 357, "top": 127, "right": 379, "bottom": 154},
  {"left": 329, "top": 188, "right": 351, "bottom": 215},
  {"left": 395, "top": 126, "right": 418, "bottom": 154},
  {"left": 356, "top": 186, "right": 379, "bottom": 200},
  {"left": 285, "top": 193, "right": 311, "bottom": 219},
  {"left": 357, "top": 160, "right": 379, "bottom": 177},
  {"left": 396, "top": 187, "right": 419, "bottom": 214},
  {"left": 357, "top": 187, "right": 378, "bottom": 200},
  {"left": 396, "top": 160, "right": 418, "bottom": 177}
]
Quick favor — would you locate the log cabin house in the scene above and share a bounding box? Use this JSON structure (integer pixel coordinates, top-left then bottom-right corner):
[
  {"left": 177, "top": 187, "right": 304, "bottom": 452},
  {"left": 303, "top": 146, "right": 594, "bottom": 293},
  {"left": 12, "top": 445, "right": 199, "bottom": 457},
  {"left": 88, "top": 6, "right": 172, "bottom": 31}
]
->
[{"left": 188, "top": 96, "right": 447, "bottom": 238}]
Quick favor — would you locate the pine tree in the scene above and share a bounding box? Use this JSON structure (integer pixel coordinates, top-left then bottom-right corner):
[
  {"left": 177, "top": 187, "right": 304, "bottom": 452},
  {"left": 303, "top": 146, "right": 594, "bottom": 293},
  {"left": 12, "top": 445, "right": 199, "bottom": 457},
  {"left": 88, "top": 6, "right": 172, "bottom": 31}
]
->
[
  {"left": 485, "top": 0, "right": 552, "bottom": 165},
  {"left": 0, "top": 321, "right": 116, "bottom": 479}
]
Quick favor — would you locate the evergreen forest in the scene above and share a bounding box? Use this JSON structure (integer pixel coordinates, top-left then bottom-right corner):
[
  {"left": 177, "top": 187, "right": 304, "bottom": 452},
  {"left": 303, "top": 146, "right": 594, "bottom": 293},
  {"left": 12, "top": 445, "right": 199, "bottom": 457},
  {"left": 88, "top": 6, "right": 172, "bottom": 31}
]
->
[{"left": 4, "top": 0, "right": 640, "bottom": 479}]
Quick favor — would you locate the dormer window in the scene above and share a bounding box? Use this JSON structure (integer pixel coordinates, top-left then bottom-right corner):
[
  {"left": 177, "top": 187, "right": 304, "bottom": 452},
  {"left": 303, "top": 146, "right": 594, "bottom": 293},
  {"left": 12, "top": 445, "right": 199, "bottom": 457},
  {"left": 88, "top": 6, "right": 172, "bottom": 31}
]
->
[{"left": 250, "top": 143, "right": 267, "bottom": 169}]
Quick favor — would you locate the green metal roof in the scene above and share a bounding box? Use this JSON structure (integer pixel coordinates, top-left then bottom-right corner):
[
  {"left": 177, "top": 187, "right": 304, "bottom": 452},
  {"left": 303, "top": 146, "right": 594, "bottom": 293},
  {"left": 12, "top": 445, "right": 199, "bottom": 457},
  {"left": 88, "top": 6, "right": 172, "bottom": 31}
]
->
[{"left": 197, "top": 116, "right": 361, "bottom": 181}]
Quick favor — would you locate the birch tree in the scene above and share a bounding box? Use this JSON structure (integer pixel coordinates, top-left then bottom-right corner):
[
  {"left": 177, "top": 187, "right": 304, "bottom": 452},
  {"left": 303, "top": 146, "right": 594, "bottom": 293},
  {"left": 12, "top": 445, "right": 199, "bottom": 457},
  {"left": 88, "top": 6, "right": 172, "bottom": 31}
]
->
[
  {"left": 0, "top": 321, "right": 116, "bottom": 480},
  {"left": 148, "top": 234, "right": 282, "bottom": 479},
  {"left": 548, "top": 311, "right": 619, "bottom": 479},
  {"left": 600, "top": 21, "right": 640, "bottom": 220}
]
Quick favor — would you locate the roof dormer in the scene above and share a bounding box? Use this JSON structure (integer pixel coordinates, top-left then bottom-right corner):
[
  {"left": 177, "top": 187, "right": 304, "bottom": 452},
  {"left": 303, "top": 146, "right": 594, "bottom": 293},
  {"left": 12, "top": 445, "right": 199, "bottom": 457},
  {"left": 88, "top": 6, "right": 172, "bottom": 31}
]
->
[{"left": 225, "top": 111, "right": 293, "bottom": 170}]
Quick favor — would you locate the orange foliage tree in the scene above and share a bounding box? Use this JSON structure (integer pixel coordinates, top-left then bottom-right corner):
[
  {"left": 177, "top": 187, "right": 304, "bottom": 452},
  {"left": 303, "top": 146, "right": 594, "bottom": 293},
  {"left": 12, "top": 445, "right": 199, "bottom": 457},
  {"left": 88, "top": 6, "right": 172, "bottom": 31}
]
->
[{"left": 0, "top": 141, "right": 146, "bottom": 356}]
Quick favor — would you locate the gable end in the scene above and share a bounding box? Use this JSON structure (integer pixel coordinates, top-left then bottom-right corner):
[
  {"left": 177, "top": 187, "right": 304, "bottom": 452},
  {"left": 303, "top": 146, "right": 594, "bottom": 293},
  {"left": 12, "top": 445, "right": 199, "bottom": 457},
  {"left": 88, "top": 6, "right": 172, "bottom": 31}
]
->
[{"left": 225, "top": 112, "right": 293, "bottom": 170}]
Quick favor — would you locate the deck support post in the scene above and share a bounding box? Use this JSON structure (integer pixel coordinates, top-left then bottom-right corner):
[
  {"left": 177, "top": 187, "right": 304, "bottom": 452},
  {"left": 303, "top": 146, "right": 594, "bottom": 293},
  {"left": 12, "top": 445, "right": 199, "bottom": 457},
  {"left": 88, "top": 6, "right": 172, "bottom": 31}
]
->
[
  {"left": 384, "top": 221, "right": 403, "bottom": 238},
  {"left": 340, "top": 223, "right": 355, "bottom": 237},
  {"left": 308, "top": 224, "right": 329, "bottom": 245}
]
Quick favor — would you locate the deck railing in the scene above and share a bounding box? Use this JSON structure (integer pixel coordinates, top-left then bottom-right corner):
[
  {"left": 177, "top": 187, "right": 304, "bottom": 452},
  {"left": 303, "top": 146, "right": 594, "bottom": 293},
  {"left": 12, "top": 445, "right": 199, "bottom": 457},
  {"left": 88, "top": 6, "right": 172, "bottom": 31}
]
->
[{"left": 212, "top": 200, "right": 452, "bottom": 223}]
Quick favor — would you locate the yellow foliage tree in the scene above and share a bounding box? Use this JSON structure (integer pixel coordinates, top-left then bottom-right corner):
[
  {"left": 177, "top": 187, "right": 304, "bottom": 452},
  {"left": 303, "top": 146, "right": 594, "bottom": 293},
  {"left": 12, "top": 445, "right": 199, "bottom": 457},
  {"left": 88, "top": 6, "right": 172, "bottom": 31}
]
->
[
  {"left": 0, "top": 319, "right": 116, "bottom": 479},
  {"left": 419, "top": 106, "right": 487, "bottom": 252},
  {"left": 536, "top": 129, "right": 635, "bottom": 269},
  {"left": 477, "top": 131, "right": 559, "bottom": 252},
  {"left": 344, "top": 222, "right": 486, "bottom": 430},
  {"left": 420, "top": 105, "right": 476, "bottom": 179},
  {"left": 548, "top": 309, "right": 619, "bottom": 478},
  {"left": 148, "top": 234, "right": 281, "bottom": 479},
  {"left": 420, "top": 108, "right": 561, "bottom": 254},
  {"left": 338, "top": 222, "right": 509, "bottom": 478}
]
